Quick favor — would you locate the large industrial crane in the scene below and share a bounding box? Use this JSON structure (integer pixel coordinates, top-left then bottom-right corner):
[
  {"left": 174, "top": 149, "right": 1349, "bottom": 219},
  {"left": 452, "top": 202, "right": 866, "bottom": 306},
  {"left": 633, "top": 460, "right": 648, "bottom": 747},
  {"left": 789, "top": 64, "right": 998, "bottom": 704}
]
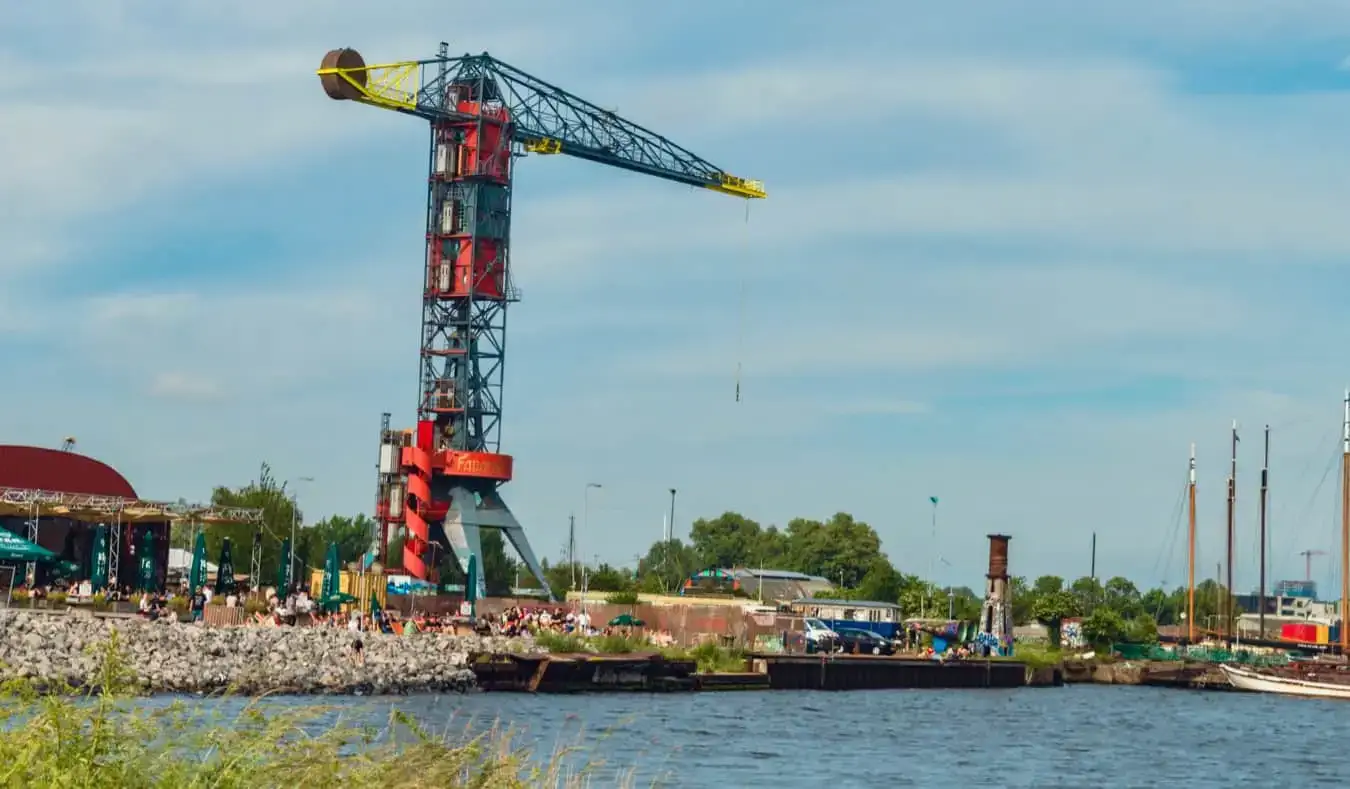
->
[{"left": 318, "top": 44, "right": 764, "bottom": 600}]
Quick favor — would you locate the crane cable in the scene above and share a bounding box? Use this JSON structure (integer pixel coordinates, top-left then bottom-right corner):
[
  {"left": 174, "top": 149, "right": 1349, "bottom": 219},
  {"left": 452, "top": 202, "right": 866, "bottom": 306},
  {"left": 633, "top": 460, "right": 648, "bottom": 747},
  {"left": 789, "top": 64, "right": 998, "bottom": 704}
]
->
[{"left": 735, "top": 200, "right": 750, "bottom": 402}]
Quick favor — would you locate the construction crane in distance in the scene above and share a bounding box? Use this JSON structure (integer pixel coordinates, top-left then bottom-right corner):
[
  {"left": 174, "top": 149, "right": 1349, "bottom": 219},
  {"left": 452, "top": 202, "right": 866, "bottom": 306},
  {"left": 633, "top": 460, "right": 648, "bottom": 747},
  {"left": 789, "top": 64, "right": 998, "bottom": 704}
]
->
[
  {"left": 1299, "top": 549, "right": 1327, "bottom": 582},
  {"left": 318, "top": 44, "right": 765, "bottom": 601}
]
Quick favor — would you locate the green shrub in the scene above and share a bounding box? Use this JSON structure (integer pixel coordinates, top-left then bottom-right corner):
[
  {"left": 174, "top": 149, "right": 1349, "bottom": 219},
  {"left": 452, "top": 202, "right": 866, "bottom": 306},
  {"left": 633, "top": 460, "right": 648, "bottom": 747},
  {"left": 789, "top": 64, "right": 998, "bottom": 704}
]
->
[
  {"left": 593, "top": 634, "right": 646, "bottom": 654},
  {"left": 166, "top": 596, "right": 189, "bottom": 614},
  {"left": 207, "top": 594, "right": 226, "bottom": 607},
  {"left": 604, "top": 590, "right": 640, "bottom": 606},
  {"left": 90, "top": 592, "right": 109, "bottom": 611},
  {"left": 9, "top": 589, "right": 29, "bottom": 605},
  {"left": 46, "top": 591, "right": 68, "bottom": 607},
  {"left": 243, "top": 598, "right": 268, "bottom": 616},
  {"left": 534, "top": 631, "right": 587, "bottom": 654}
]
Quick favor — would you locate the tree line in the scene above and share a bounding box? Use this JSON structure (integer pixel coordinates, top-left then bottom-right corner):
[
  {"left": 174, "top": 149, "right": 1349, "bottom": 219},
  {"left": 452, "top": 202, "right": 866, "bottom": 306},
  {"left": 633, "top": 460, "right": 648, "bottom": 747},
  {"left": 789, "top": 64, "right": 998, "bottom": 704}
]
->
[{"left": 193, "top": 469, "right": 1232, "bottom": 643}]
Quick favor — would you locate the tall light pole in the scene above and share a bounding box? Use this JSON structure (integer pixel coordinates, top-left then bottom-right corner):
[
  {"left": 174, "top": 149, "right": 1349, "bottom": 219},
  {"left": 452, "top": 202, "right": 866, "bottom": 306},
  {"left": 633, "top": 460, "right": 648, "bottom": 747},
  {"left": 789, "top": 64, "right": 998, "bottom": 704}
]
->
[
  {"left": 926, "top": 496, "right": 939, "bottom": 618},
  {"left": 583, "top": 483, "right": 602, "bottom": 583},
  {"left": 668, "top": 488, "right": 677, "bottom": 543},
  {"left": 288, "top": 476, "right": 314, "bottom": 591}
]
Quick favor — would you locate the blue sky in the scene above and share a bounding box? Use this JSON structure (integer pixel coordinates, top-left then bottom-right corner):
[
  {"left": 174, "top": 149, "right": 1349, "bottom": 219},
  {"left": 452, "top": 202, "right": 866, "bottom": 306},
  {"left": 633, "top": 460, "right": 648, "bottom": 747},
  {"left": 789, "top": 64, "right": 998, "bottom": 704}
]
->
[{"left": 7, "top": 1, "right": 1350, "bottom": 594}]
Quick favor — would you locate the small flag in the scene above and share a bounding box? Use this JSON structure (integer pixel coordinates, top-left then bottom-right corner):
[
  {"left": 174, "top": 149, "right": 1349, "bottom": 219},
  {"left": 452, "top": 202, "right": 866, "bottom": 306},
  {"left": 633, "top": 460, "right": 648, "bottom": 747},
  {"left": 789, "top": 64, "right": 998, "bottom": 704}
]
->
[{"left": 929, "top": 496, "right": 939, "bottom": 505}]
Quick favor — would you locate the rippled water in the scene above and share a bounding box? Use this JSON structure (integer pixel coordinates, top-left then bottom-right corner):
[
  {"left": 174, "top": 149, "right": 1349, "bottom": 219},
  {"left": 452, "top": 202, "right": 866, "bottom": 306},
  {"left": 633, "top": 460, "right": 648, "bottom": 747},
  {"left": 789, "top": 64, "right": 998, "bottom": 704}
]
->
[{"left": 138, "top": 686, "right": 1346, "bottom": 787}]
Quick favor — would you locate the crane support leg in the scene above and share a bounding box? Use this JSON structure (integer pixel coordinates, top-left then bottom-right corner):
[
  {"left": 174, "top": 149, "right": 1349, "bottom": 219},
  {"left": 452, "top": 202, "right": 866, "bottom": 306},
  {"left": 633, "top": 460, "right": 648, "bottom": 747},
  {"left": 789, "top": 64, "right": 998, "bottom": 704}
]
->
[{"left": 437, "top": 480, "right": 552, "bottom": 600}]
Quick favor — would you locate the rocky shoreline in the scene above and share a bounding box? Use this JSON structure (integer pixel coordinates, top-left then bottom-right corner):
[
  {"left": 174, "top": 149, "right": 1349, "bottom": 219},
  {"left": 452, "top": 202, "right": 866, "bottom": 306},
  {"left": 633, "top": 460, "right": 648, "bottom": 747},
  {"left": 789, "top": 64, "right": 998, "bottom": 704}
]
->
[{"left": 0, "top": 610, "right": 530, "bottom": 695}]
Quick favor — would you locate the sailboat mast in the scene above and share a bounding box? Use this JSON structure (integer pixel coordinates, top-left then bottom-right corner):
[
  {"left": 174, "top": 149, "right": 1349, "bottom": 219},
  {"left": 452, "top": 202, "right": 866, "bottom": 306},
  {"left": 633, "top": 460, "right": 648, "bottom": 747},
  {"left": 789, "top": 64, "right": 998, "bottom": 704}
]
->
[
  {"left": 1188, "top": 442, "right": 1197, "bottom": 644},
  {"left": 1341, "top": 391, "right": 1349, "bottom": 654},
  {"left": 1225, "top": 420, "right": 1237, "bottom": 646},
  {"left": 1259, "top": 425, "right": 1270, "bottom": 640}
]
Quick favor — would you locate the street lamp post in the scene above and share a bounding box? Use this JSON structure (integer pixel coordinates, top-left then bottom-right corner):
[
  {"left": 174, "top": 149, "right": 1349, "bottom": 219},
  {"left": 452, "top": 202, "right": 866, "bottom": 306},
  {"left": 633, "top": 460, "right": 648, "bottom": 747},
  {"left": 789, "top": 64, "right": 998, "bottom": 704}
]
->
[
  {"left": 288, "top": 476, "right": 314, "bottom": 592},
  {"left": 583, "top": 483, "right": 602, "bottom": 581},
  {"left": 667, "top": 488, "right": 676, "bottom": 542}
]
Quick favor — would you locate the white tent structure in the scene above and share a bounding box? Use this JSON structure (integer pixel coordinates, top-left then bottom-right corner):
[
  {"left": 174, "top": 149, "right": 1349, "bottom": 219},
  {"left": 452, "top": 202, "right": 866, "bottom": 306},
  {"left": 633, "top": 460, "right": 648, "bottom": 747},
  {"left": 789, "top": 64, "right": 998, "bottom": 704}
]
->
[{"left": 166, "top": 547, "right": 217, "bottom": 576}]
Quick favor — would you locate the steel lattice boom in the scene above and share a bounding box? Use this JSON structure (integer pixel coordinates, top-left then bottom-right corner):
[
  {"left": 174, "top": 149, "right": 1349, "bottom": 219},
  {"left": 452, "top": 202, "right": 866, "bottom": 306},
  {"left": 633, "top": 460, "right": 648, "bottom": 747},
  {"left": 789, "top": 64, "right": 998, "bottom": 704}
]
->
[{"left": 319, "top": 44, "right": 763, "bottom": 599}]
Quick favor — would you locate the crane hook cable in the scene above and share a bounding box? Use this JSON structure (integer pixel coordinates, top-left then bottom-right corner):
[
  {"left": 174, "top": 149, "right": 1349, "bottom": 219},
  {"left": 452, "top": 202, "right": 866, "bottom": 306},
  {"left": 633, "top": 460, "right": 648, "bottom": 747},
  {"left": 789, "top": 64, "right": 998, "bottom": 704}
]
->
[{"left": 735, "top": 199, "right": 750, "bottom": 403}]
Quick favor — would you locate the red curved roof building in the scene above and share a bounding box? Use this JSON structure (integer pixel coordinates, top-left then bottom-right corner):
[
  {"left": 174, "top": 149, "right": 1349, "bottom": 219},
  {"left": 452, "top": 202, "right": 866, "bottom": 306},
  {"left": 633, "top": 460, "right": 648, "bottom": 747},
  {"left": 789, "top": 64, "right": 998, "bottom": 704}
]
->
[
  {"left": 0, "top": 445, "right": 166, "bottom": 590},
  {"left": 0, "top": 445, "right": 139, "bottom": 498}
]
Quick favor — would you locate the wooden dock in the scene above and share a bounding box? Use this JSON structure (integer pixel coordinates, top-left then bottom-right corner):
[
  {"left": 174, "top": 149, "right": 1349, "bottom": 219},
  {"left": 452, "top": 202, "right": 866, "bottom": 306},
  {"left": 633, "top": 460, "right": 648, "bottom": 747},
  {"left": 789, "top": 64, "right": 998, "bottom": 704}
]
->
[{"left": 469, "top": 652, "right": 1030, "bottom": 693}]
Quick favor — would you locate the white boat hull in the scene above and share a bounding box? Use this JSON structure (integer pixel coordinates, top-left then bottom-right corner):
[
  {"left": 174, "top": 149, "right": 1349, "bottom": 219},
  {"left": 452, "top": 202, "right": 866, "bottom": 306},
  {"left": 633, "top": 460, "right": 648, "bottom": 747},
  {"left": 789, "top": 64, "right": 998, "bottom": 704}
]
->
[{"left": 1220, "top": 664, "right": 1350, "bottom": 699}]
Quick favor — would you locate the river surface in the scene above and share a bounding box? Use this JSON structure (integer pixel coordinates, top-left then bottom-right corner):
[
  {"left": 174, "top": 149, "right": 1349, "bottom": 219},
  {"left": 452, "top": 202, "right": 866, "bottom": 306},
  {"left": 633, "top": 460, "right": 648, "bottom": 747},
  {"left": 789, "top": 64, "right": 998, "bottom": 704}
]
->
[{"left": 138, "top": 685, "right": 1343, "bottom": 787}]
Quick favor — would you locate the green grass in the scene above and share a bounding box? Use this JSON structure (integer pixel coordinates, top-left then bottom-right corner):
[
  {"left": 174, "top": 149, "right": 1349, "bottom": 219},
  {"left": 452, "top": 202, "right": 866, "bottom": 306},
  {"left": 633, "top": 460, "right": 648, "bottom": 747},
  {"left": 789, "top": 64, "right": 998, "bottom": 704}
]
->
[
  {"left": 0, "top": 632, "right": 631, "bottom": 788},
  {"left": 998, "top": 642, "right": 1062, "bottom": 670}
]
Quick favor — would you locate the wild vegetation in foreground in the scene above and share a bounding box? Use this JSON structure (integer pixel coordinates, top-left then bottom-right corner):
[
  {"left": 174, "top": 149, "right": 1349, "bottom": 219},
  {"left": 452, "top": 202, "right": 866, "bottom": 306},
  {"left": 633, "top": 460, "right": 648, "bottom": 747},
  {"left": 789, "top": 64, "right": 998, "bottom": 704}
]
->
[{"left": 0, "top": 634, "right": 633, "bottom": 789}]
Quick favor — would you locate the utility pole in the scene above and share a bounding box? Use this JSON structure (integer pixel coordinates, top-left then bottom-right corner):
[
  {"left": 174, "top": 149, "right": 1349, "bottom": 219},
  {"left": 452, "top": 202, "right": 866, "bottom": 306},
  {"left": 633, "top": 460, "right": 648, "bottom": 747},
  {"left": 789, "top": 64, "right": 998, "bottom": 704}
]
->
[
  {"left": 1224, "top": 421, "right": 1238, "bottom": 646},
  {"left": 567, "top": 515, "right": 576, "bottom": 590},
  {"left": 1090, "top": 532, "right": 1097, "bottom": 580},
  {"left": 1258, "top": 425, "right": 1270, "bottom": 639}
]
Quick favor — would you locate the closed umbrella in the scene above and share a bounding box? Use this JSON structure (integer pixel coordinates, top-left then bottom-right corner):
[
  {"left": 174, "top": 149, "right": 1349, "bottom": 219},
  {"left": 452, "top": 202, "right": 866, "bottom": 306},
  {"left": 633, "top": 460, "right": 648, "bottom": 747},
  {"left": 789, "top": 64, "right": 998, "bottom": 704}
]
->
[
  {"left": 214, "top": 537, "right": 236, "bottom": 594},
  {"left": 90, "top": 525, "right": 109, "bottom": 591},
  {"left": 188, "top": 531, "right": 208, "bottom": 597},
  {"left": 320, "top": 542, "right": 340, "bottom": 611},
  {"left": 465, "top": 553, "right": 479, "bottom": 618},
  {"left": 137, "top": 529, "right": 156, "bottom": 592}
]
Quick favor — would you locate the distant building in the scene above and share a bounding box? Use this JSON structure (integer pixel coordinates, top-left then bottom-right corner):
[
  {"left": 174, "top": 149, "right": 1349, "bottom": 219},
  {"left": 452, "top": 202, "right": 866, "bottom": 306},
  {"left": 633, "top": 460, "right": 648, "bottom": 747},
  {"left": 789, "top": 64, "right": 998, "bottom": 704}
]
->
[
  {"left": 1275, "top": 579, "right": 1317, "bottom": 599},
  {"left": 727, "top": 568, "right": 834, "bottom": 603},
  {"left": 1234, "top": 590, "right": 1339, "bottom": 636}
]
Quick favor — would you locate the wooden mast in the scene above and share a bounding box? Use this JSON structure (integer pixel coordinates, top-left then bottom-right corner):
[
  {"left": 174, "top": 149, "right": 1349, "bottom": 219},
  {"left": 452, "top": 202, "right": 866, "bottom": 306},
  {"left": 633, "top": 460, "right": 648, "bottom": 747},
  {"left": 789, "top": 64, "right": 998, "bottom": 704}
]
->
[
  {"left": 1259, "top": 425, "right": 1269, "bottom": 640},
  {"left": 1188, "top": 443, "right": 1197, "bottom": 644},
  {"left": 1340, "top": 391, "right": 1349, "bottom": 654},
  {"left": 1225, "top": 420, "right": 1237, "bottom": 645}
]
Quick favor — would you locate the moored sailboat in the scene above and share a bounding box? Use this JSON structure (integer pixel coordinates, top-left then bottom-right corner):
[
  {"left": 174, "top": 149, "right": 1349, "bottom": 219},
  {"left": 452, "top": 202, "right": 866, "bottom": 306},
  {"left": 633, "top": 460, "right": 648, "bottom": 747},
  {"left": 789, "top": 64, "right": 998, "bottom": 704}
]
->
[{"left": 1220, "top": 391, "right": 1350, "bottom": 699}]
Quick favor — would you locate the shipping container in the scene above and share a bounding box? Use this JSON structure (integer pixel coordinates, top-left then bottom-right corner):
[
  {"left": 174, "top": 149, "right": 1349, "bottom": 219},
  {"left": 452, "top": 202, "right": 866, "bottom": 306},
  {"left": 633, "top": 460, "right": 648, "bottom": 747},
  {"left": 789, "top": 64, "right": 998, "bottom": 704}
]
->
[{"left": 1282, "top": 622, "right": 1318, "bottom": 642}]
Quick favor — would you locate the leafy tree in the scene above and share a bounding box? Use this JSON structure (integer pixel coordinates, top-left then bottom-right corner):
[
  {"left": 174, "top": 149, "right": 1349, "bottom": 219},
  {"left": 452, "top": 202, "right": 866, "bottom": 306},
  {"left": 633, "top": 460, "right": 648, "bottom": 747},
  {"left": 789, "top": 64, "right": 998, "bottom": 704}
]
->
[
  {"left": 854, "top": 556, "right": 904, "bottom": 604},
  {"left": 784, "top": 513, "right": 884, "bottom": 588},
  {"left": 1080, "top": 608, "right": 1126, "bottom": 648},
  {"left": 636, "top": 539, "right": 699, "bottom": 594},
  {"left": 1069, "top": 576, "right": 1104, "bottom": 615},
  {"left": 689, "top": 512, "right": 765, "bottom": 569},
  {"left": 1103, "top": 576, "right": 1143, "bottom": 619},
  {"left": 1033, "top": 590, "right": 1079, "bottom": 649},
  {"left": 1032, "top": 575, "right": 1065, "bottom": 597},
  {"left": 1009, "top": 576, "right": 1035, "bottom": 625},
  {"left": 586, "top": 563, "right": 633, "bottom": 593},
  {"left": 206, "top": 462, "right": 298, "bottom": 587},
  {"left": 1126, "top": 613, "right": 1159, "bottom": 644}
]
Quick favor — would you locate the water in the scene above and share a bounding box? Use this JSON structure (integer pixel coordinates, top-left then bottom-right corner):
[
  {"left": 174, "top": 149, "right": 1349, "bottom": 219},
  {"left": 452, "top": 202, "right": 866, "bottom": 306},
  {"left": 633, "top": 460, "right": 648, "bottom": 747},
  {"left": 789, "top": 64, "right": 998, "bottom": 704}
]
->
[{"left": 138, "top": 686, "right": 1345, "bottom": 787}]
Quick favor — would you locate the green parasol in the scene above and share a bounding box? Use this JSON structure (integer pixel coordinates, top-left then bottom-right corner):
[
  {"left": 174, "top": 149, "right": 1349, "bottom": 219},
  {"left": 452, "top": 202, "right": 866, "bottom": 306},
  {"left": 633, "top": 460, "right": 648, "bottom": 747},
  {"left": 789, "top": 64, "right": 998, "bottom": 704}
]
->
[
  {"left": 214, "top": 537, "right": 236, "bottom": 594},
  {"left": 137, "top": 529, "right": 156, "bottom": 591},
  {"left": 465, "top": 553, "right": 479, "bottom": 618},
  {"left": 90, "top": 525, "right": 109, "bottom": 591},
  {"left": 188, "top": 531, "right": 208, "bottom": 597},
  {"left": 608, "top": 613, "right": 646, "bottom": 627},
  {"left": 320, "top": 542, "right": 340, "bottom": 611},
  {"left": 0, "top": 529, "right": 56, "bottom": 563}
]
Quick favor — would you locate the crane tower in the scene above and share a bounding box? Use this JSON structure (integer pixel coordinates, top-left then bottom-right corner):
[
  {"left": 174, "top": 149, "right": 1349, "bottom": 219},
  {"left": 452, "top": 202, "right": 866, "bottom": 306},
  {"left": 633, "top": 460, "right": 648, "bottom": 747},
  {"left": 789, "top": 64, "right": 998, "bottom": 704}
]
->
[{"left": 319, "top": 44, "right": 764, "bottom": 599}]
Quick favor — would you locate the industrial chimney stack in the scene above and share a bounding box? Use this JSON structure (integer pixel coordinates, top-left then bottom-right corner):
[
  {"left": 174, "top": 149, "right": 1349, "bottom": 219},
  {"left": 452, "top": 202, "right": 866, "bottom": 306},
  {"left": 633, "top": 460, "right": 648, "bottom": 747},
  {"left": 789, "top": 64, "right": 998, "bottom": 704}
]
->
[{"left": 980, "top": 534, "right": 1013, "bottom": 656}]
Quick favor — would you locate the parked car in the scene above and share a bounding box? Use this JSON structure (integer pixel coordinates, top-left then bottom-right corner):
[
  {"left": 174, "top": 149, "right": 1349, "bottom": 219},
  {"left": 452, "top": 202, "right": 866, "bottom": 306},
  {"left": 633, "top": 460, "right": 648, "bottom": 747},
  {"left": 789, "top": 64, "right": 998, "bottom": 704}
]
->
[
  {"left": 803, "top": 617, "right": 838, "bottom": 653},
  {"left": 833, "top": 627, "right": 897, "bottom": 655}
]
